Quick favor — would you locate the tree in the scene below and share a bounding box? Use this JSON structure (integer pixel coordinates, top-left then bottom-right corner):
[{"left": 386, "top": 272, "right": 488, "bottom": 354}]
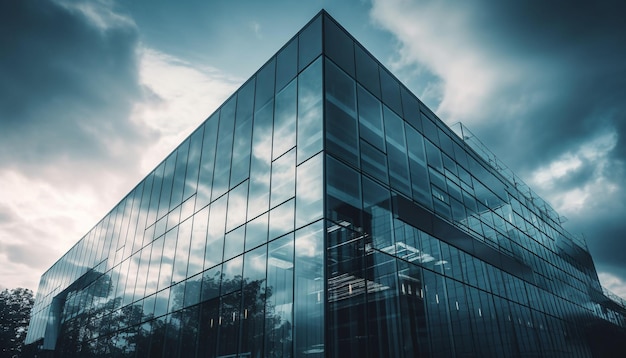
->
[{"left": 0, "top": 288, "right": 34, "bottom": 358}]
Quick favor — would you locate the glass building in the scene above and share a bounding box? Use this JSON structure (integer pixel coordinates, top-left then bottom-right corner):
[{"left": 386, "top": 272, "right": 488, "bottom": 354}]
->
[{"left": 24, "top": 10, "right": 626, "bottom": 358}]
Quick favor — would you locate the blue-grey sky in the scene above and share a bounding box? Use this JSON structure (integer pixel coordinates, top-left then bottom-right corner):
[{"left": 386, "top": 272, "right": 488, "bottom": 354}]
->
[{"left": 1, "top": 0, "right": 625, "bottom": 300}]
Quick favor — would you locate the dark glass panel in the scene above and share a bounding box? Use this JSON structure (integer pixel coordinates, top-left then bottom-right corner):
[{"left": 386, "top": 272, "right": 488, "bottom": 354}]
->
[
  {"left": 379, "top": 68, "right": 403, "bottom": 117},
  {"left": 179, "top": 306, "right": 200, "bottom": 358},
  {"left": 326, "top": 155, "right": 362, "bottom": 228},
  {"left": 294, "top": 221, "right": 324, "bottom": 357},
  {"left": 397, "top": 260, "right": 430, "bottom": 357},
  {"left": 273, "top": 80, "right": 297, "bottom": 159},
  {"left": 217, "top": 291, "right": 242, "bottom": 357},
  {"left": 324, "top": 16, "right": 355, "bottom": 76},
  {"left": 362, "top": 176, "right": 394, "bottom": 251},
  {"left": 295, "top": 153, "right": 323, "bottom": 228},
  {"left": 422, "top": 269, "right": 454, "bottom": 357},
  {"left": 197, "top": 298, "right": 220, "bottom": 357},
  {"left": 183, "top": 274, "right": 202, "bottom": 308},
  {"left": 425, "top": 139, "right": 443, "bottom": 172},
  {"left": 360, "top": 139, "right": 389, "bottom": 184},
  {"left": 327, "top": 229, "right": 367, "bottom": 358},
  {"left": 276, "top": 38, "right": 298, "bottom": 93},
  {"left": 145, "top": 235, "right": 164, "bottom": 296},
  {"left": 384, "top": 107, "right": 411, "bottom": 196},
  {"left": 255, "top": 58, "right": 276, "bottom": 110},
  {"left": 265, "top": 234, "right": 294, "bottom": 358},
  {"left": 355, "top": 44, "right": 381, "bottom": 98},
  {"left": 201, "top": 264, "right": 222, "bottom": 303},
  {"left": 298, "top": 15, "right": 322, "bottom": 71},
  {"left": 325, "top": 101, "right": 359, "bottom": 168},
  {"left": 196, "top": 113, "right": 219, "bottom": 210},
  {"left": 240, "top": 245, "right": 268, "bottom": 357},
  {"left": 212, "top": 97, "right": 236, "bottom": 199},
  {"left": 158, "top": 226, "right": 178, "bottom": 291},
  {"left": 237, "top": 77, "right": 255, "bottom": 123},
  {"left": 296, "top": 57, "right": 323, "bottom": 163},
  {"left": 365, "top": 251, "right": 402, "bottom": 357},
  {"left": 405, "top": 124, "right": 432, "bottom": 208},
  {"left": 325, "top": 59, "right": 356, "bottom": 116},
  {"left": 357, "top": 85, "right": 385, "bottom": 151},
  {"left": 147, "top": 163, "right": 164, "bottom": 227},
  {"left": 421, "top": 114, "right": 439, "bottom": 145},
  {"left": 401, "top": 86, "right": 422, "bottom": 131}
]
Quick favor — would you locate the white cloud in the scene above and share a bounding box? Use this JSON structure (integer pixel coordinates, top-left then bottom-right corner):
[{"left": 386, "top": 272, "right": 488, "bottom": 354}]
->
[
  {"left": 132, "top": 47, "right": 241, "bottom": 173},
  {"left": 369, "top": 0, "right": 526, "bottom": 125},
  {"left": 598, "top": 272, "right": 626, "bottom": 301},
  {"left": 529, "top": 132, "right": 618, "bottom": 215}
]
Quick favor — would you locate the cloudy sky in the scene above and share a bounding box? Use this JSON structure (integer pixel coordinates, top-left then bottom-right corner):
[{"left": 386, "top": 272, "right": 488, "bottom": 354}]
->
[{"left": 1, "top": 0, "right": 625, "bottom": 300}]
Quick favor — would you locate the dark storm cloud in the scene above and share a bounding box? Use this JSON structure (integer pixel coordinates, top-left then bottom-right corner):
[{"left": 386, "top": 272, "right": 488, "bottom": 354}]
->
[
  {"left": 372, "top": 0, "right": 626, "bottom": 291},
  {"left": 0, "top": 0, "right": 153, "bottom": 177}
]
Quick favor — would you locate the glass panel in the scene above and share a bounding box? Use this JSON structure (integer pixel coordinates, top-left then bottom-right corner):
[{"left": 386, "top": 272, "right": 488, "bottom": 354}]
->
[
  {"left": 296, "top": 57, "right": 323, "bottom": 164},
  {"left": 401, "top": 86, "right": 421, "bottom": 131},
  {"left": 294, "top": 221, "right": 324, "bottom": 356},
  {"left": 269, "top": 199, "right": 295, "bottom": 241},
  {"left": 355, "top": 44, "right": 380, "bottom": 98},
  {"left": 217, "top": 290, "right": 242, "bottom": 357},
  {"left": 325, "top": 60, "right": 359, "bottom": 167},
  {"left": 187, "top": 206, "right": 208, "bottom": 278},
  {"left": 324, "top": 15, "right": 355, "bottom": 76},
  {"left": 172, "top": 217, "right": 193, "bottom": 283},
  {"left": 247, "top": 99, "right": 273, "bottom": 220},
  {"left": 397, "top": 260, "right": 430, "bottom": 357},
  {"left": 326, "top": 155, "right": 362, "bottom": 228},
  {"left": 226, "top": 179, "right": 249, "bottom": 232},
  {"left": 158, "top": 152, "right": 177, "bottom": 220},
  {"left": 222, "top": 256, "right": 243, "bottom": 295},
  {"left": 196, "top": 113, "right": 219, "bottom": 209},
  {"left": 405, "top": 124, "right": 432, "bottom": 208},
  {"left": 425, "top": 139, "right": 443, "bottom": 172},
  {"left": 205, "top": 196, "right": 227, "bottom": 268},
  {"left": 198, "top": 298, "right": 219, "bottom": 357},
  {"left": 276, "top": 38, "right": 298, "bottom": 93},
  {"left": 147, "top": 163, "right": 164, "bottom": 226},
  {"left": 212, "top": 97, "right": 236, "bottom": 199},
  {"left": 170, "top": 140, "right": 189, "bottom": 210},
  {"left": 362, "top": 177, "right": 394, "bottom": 251},
  {"left": 240, "top": 245, "right": 268, "bottom": 357},
  {"left": 273, "top": 80, "right": 297, "bottom": 159},
  {"left": 360, "top": 139, "right": 388, "bottom": 185},
  {"left": 379, "top": 68, "right": 402, "bottom": 117},
  {"left": 295, "top": 153, "right": 323, "bottom": 227},
  {"left": 298, "top": 15, "right": 322, "bottom": 71},
  {"left": 265, "top": 234, "right": 294, "bottom": 357},
  {"left": 230, "top": 80, "right": 254, "bottom": 187},
  {"left": 223, "top": 225, "right": 245, "bottom": 262},
  {"left": 384, "top": 107, "right": 411, "bottom": 196},
  {"left": 255, "top": 58, "right": 276, "bottom": 110},
  {"left": 357, "top": 85, "right": 385, "bottom": 151},
  {"left": 201, "top": 264, "right": 222, "bottom": 303},
  {"left": 271, "top": 148, "right": 296, "bottom": 208},
  {"left": 246, "top": 212, "right": 268, "bottom": 251},
  {"left": 158, "top": 227, "right": 177, "bottom": 291}
]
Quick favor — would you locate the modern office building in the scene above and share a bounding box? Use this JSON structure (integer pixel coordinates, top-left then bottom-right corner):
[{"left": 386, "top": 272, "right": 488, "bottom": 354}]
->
[{"left": 25, "top": 10, "right": 626, "bottom": 357}]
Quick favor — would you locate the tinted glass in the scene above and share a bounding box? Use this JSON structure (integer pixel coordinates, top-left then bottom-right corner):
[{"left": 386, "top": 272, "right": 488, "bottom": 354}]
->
[
  {"left": 296, "top": 57, "right": 323, "bottom": 163},
  {"left": 298, "top": 15, "right": 322, "bottom": 71},
  {"left": 324, "top": 16, "right": 354, "bottom": 76},
  {"left": 355, "top": 44, "right": 381, "bottom": 98},
  {"left": 276, "top": 38, "right": 298, "bottom": 92}
]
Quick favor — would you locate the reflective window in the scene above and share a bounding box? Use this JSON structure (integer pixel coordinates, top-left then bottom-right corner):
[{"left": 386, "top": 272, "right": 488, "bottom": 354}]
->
[
  {"left": 360, "top": 139, "right": 388, "bottom": 184},
  {"left": 240, "top": 245, "right": 267, "bottom": 356},
  {"left": 295, "top": 153, "right": 323, "bottom": 227},
  {"left": 298, "top": 15, "right": 322, "bottom": 71},
  {"left": 226, "top": 180, "right": 249, "bottom": 232},
  {"left": 269, "top": 199, "right": 295, "bottom": 241},
  {"left": 324, "top": 16, "right": 354, "bottom": 76},
  {"left": 170, "top": 140, "right": 189, "bottom": 210},
  {"left": 187, "top": 206, "right": 208, "bottom": 277},
  {"left": 205, "top": 196, "right": 227, "bottom": 268},
  {"left": 357, "top": 85, "right": 385, "bottom": 151},
  {"left": 247, "top": 100, "right": 273, "bottom": 220},
  {"left": 326, "top": 60, "right": 359, "bottom": 167},
  {"left": 276, "top": 38, "right": 298, "bottom": 93},
  {"left": 297, "top": 57, "right": 323, "bottom": 163},
  {"left": 265, "top": 234, "right": 294, "bottom": 357},
  {"left": 196, "top": 114, "right": 218, "bottom": 209},
  {"left": 245, "top": 213, "right": 268, "bottom": 251},
  {"left": 273, "top": 80, "right": 297, "bottom": 159},
  {"left": 326, "top": 155, "right": 362, "bottom": 228},
  {"left": 384, "top": 106, "right": 411, "bottom": 196},
  {"left": 212, "top": 97, "right": 236, "bottom": 199},
  {"left": 379, "top": 68, "right": 402, "bottom": 117},
  {"left": 223, "top": 225, "right": 245, "bottom": 262},
  {"left": 230, "top": 79, "right": 254, "bottom": 187},
  {"left": 270, "top": 148, "right": 296, "bottom": 208},
  {"left": 362, "top": 176, "right": 394, "bottom": 250},
  {"left": 355, "top": 44, "right": 380, "bottom": 98},
  {"left": 255, "top": 59, "right": 276, "bottom": 110}
]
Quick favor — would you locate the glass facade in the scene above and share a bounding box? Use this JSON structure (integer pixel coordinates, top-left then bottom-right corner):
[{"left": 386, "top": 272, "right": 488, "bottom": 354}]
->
[{"left": 25, "top": 11, "right": 626, "bottom": 358}]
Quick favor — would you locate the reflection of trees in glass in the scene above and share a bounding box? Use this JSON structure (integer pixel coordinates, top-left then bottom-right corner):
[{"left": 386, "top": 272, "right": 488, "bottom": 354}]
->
[
  {"left": 55, "top": 269, "right": 292, "bottom": 357},
  {"left": 0, "top": 287, "right": 34, "bottom": 358}
]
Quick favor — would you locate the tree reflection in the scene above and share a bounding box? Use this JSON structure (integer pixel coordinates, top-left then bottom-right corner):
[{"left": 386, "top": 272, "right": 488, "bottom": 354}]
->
[{"left": 55, "top": 269, "right": 292, "bottom": 357}]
